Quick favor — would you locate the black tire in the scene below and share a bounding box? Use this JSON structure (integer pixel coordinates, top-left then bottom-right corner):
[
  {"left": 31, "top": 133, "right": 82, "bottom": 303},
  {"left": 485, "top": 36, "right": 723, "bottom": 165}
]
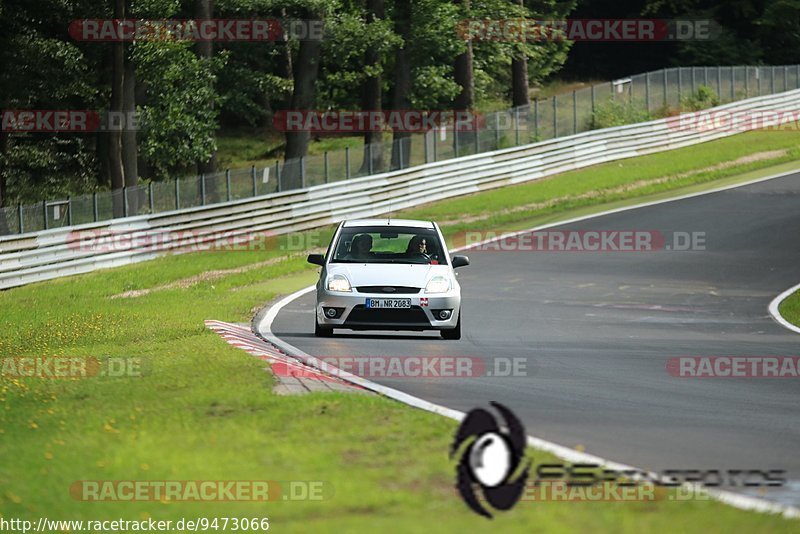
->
[
  {"left": 441, "top": 311, "right": 461, "bottom": 340},
  {"left": 315, "top": 321, "right": 334, "bottom": 337}
]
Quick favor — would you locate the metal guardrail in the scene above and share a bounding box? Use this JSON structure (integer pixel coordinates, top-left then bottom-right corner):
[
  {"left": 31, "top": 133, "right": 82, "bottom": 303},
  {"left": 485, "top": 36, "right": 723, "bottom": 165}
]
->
[
  {"left": 2, "top": 64, "right": 799, "bottom": 236},
  {"left": 1, "top": 87, "right": 799, "bottom": 289}
]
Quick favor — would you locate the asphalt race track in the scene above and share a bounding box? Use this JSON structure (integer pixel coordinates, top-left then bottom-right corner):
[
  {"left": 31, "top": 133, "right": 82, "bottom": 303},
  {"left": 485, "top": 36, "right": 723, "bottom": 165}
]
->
[{"left": 270, "top": 173, "right": 800, "bottom": 506}]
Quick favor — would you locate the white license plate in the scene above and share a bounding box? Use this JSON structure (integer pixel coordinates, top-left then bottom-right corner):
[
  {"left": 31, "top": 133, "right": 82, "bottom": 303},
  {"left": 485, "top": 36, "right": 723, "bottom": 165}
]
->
[{"left": 365, "top": 298, "right": 411, "bottom": 309}]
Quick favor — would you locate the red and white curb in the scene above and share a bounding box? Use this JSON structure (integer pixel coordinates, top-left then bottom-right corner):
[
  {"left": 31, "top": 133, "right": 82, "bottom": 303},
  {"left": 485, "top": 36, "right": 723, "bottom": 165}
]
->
[{"left": 204, "top": 320, "right": 364, "bottom": 394}]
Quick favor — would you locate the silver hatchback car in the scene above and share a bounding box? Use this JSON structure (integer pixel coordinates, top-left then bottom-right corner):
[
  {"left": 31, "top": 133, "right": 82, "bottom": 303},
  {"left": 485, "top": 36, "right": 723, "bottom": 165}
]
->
[{"left": 307, "top": 219, "right": 469, "bottom": 339}]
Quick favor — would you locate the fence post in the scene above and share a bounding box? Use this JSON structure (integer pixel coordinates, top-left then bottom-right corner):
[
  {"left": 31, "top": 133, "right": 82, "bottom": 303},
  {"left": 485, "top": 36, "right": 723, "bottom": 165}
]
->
[
  {"left": 67, "top": 197, "right": 72, "bottom": 225},
  {"left": 533, "top": 100, "right": 538, "bottom": 140},
  {"left": 572, "top": 90, "right": 577, "bottom": 134},
  {"left": 226, "top": 169, "right": 231, "bottom": 201},
  {"left": 494, "top": 112, "right": 500, "bottom": 149},
  {"left": 677, "top": 68, "right": 682, "bottom": 102},
  {"left": 663, "top": 68, "right": 668, "bottom": 107},
  {"left": 368, "top": 144, "right": 373, "bottom": 174},
  {"left": 515, "top": 107, "right": 521, "bottom": 145},
  {"left": 784, "top": 65, "right": 789, "bottom": 92},
  {"left": 324, "top": 151, "right": 329, "bottom": 183},
  {"left": 716, "top": 67, "right": 722, "bottom": 99},
  {"left": 149, "top": 182, "right": 154, "bottom": 213},
  {"left": 43, "top": 200, "right": 48, "bottom": 230},
  {"left": 454, "top": 128, "right": 460, "bottom": 157},
  {"left": 18, "top": 203, "right": 23, "bottom": 234},
  {"left": 123, "top": 186, "right": 128, "bottom": 217},
  {"left": 175, "top": 179, "right": 180, "bottom": 209},
  {"left": 474, "top": 122, "right": 479, "bottom": 153},
  {"left": 93, "top": 192, "right": 98, "bottom": 222},
  {"left": 704, "top": 66, "right": 708, "bottom": 86},
  {"left": 744, "top": 66, "right": 749, "bottom": 97},
  {"left": 252, "top": 165, "right": 257, "bottom": 196},
  {"left": 591, "top": 85, "right": 595, "bottom": 113},
  {"left": 771, "top": 66, "right": 775, "bottom": 93},
  {"left": 399, "top": 138, "right": 406, "bottom": 167},
  {"left": 200, "top": 174, "right": 206, "bottom": 205},
  {"left": 433, "top": 130, "right": 438, "bottom": 161},
  {"left": 345, "top": 147, "right": 350, "bottom": 178},
  {"left": 691, "top": 68, "right": 696, "bottom": 94},
  {"left": 552, "top": 96, "right": 557, "bottom": 138},
  {"left": 276, "top": 160, "right": 282, "bottom": 192},
  {"left": 300, "top": 156, "right": 306, "bottom": 188},
  {"left": 757, "top": 67, "right": 761, "bottom": 95},
  {"left": 645, "top": 72, "right": 650, "bottom": 113},
  {"left": 424, "top": 130, "right": 430, "bottom": 162}
]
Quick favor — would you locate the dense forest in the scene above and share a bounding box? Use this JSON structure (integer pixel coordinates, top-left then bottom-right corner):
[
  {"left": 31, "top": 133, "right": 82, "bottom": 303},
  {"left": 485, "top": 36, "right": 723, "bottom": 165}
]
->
[{"left": 1, "top": 0, "right": 798, "bottom": 211}]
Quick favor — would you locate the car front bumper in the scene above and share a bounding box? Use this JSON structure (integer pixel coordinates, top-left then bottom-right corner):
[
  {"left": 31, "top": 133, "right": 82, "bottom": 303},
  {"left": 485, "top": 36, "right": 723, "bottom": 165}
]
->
[{"left": 316, "top": 287, "right": 461, "bottom": 330}]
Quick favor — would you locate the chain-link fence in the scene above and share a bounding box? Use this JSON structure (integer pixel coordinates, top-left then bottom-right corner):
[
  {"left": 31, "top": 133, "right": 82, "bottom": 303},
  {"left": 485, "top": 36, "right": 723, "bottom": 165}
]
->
[{"left": 2, "top": 64, "right": 798, "bottom": 236}]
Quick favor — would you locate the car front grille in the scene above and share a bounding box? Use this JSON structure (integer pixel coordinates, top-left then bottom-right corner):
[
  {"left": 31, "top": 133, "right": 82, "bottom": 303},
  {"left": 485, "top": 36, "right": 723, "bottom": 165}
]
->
[
  {"left": 345, "top": 305, "right": 430, "bottom": 327},
  {"left": 355, "top": 286, "right": 421, "bottom": 294}
]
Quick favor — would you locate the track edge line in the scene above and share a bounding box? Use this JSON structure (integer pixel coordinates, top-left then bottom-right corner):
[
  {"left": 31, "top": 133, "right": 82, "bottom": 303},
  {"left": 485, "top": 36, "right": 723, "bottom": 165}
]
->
[{"left": 768, "top": 282, "right": 800, "bottom": 335}]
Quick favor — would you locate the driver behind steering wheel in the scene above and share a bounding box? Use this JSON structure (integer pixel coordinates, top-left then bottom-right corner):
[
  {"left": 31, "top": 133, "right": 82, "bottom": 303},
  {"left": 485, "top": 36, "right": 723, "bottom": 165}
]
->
[{"left": 406, "top": 235, "right": 430, "bottom": 261}]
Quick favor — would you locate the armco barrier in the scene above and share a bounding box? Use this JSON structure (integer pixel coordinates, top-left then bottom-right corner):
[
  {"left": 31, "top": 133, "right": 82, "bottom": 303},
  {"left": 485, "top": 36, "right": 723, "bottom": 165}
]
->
[{"left": 2, "top": 89, "right": 799, "bottom": 289}]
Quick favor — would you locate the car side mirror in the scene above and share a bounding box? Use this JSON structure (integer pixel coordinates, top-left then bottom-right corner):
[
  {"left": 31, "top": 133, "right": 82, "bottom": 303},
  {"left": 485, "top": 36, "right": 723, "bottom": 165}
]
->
[
  {"left": 451, "top": 255, "right": 470, "bottom": 268},
  {"left": 307, "top": 253, "right": 325, "bottom": 266}
]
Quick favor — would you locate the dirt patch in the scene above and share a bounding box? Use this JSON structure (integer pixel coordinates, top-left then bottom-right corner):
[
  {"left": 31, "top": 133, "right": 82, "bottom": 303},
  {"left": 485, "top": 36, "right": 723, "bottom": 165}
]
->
[
  {"left": 110, "top": 253, "right": 312, "bottom": 299},
  {"left": 438, "top": 149, "right": 789, "bottom": 226}
]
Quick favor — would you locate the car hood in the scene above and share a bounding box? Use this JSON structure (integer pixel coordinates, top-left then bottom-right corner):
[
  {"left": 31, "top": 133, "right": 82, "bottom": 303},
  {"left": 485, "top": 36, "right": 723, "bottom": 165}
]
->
[{"left": 326, "top": 262, "right": 450, "bottom": 288}]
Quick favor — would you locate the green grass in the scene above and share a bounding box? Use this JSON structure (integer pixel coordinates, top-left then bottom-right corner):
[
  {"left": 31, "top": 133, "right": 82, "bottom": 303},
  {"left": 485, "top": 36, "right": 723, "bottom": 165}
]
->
[
  {"left": 778, "top": 290, "right": 800, "bottom": 328},
  {"left": 3, "top": 126, "right": 800, "bottom": 532}
]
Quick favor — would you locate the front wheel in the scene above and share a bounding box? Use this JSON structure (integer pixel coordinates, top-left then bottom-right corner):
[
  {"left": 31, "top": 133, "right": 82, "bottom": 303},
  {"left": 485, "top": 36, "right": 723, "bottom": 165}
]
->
[
  {"left": 315, "top": 321, "right": 334, "bottom": 337},
  {"left": 441, "top": 311, "right": 461, "bottom": 340}
]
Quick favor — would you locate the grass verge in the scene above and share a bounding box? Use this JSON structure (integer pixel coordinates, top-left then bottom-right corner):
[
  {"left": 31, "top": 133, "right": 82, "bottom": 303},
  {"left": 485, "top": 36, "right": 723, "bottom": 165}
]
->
[
  {"left": 2, "top": 126, "right": 800, "bottom": 532},
  {"left": 778, "top": 291, "right": 800, "bottom": 329}
]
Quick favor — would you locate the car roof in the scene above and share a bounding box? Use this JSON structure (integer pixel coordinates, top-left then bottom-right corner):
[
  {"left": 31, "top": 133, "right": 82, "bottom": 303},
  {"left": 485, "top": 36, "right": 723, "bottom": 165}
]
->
[{"left": 342, "top": 219, "right": 434, "bottom": 229}]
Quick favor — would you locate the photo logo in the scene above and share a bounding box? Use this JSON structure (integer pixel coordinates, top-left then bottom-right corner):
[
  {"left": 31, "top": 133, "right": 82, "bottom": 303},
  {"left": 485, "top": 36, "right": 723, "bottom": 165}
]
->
[{"left": 450, "top": 402, "right": 529, "bottom": 518}]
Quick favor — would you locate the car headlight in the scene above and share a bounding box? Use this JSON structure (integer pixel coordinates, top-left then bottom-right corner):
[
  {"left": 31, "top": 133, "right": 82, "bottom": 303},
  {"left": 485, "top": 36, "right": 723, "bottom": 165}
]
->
[
  {"left": 327, "top": 274, "right": 352, "bottom": 292},
  {"left": 425, "top": 275, "right": 452, "bottom": 294}
]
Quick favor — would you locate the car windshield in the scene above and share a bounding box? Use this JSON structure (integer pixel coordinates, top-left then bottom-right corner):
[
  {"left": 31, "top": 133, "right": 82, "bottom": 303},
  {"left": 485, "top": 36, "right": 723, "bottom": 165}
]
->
[{"left": 331, "top": 226, "right": 447, "bottom": 265}]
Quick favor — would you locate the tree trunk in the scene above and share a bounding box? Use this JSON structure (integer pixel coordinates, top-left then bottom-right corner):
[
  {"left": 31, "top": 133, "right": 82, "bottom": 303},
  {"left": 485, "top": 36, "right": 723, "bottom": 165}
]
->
[
  {"left": 96, "top": 130, "right": 110, "bottom": 188},
  {"left": 510, "top": 0, "right": 530, "bottom": 109},
  {"left": 390, "top": 0, "right": 412, "bottom": 170},
  {"left": 283, "top": 31, "right": 322, "bottom": 190},
  {"left": 359, "top": 0, "right": 384, "bottom": 175},
  {"left": 122, "top": 54, "right": 139, "bottom": 214},
  {"left": 453, "top": 0, "right": 475, "bottom": 154},
  {"left": 275, "top": 8, "right": 294, "bottom": 112},
  {"left": 511, "top": 57, "right": 529, "bottom": 108},
  {"left": 135, "top": 77, "right": 150, "bottom": 182},
  {"left": 195, "top": 0, "right": 219, "bottom": 202},
  {"left": 511, "top": 56, "right": 529, "bottom": 107},
  {"left": 0, "top": 131, "right": 9, "bottom": 235},
  {"left": 109, "top": 0, "right": 126, "bottom": 217}
]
